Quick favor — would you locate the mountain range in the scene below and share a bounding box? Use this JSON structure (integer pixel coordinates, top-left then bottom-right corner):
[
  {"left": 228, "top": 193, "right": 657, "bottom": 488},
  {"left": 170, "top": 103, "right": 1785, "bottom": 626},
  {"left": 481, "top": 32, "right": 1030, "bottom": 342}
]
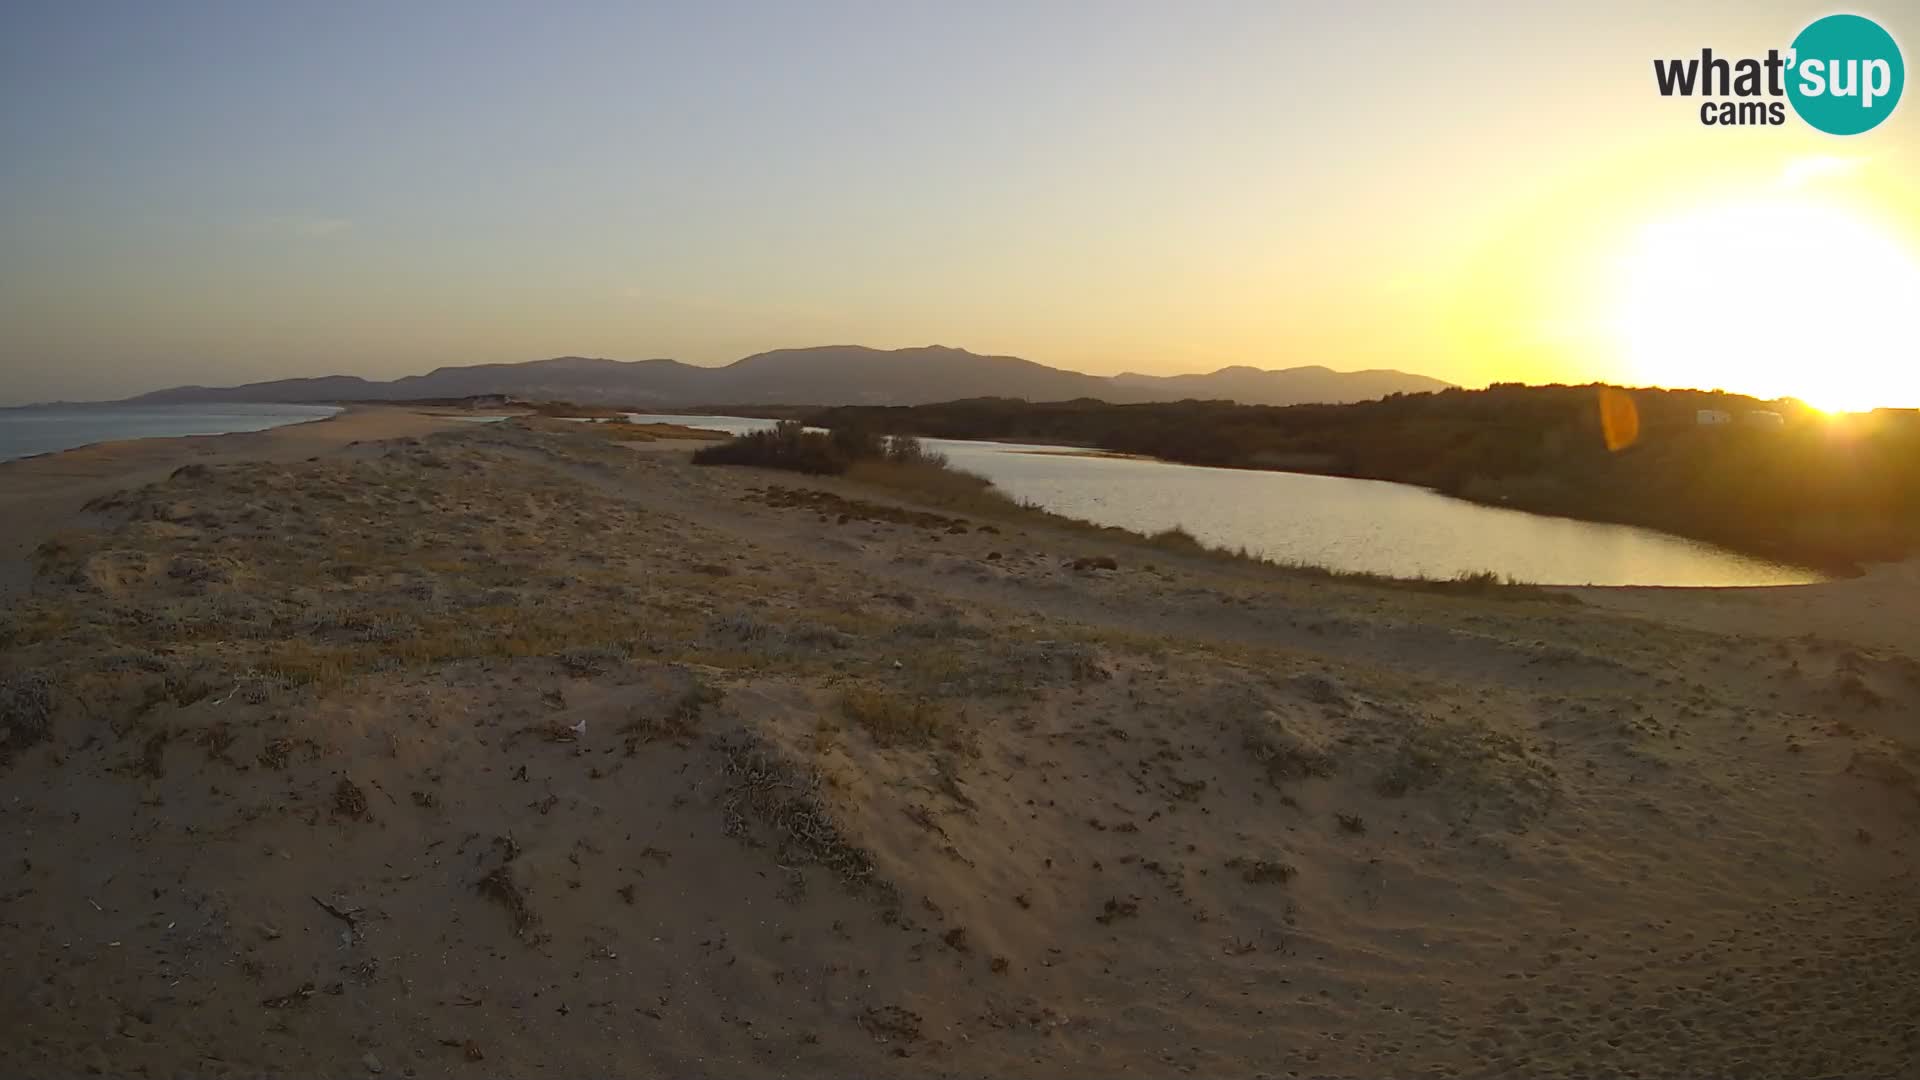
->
[{"left": 125, "top": 346, "right": 1453, "bottom": 408}]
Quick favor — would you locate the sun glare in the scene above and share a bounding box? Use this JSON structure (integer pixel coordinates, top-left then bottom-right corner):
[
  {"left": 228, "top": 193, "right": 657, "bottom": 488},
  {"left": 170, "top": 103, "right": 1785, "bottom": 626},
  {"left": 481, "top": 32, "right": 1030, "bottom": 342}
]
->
[{"left": 1613, "top": 196, "right": 1920, "bottom": 412}]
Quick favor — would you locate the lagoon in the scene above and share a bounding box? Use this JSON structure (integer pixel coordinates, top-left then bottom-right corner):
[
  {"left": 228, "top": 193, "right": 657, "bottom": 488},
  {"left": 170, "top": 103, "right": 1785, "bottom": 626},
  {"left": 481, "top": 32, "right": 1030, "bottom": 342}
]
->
[{"left": 636, "top": 415, "right": 1820, "bottom": 587}]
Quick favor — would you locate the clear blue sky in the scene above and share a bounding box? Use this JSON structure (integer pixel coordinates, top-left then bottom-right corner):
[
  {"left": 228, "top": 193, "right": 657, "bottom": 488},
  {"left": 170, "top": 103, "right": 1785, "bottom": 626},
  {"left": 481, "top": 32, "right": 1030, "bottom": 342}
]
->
[{"left": 2, "top": 1, "right": 1914, "bottom": 404}]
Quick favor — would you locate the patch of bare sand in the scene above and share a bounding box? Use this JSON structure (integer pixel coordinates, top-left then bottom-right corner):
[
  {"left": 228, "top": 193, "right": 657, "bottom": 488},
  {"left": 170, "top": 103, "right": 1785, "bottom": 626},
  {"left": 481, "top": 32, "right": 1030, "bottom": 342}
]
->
[
  {"left": 1, "top": 421, "right": 1916, "bottom": 1078},
  {"left": 1574, "top": 559, "right": 1920, "bottom": 659}
]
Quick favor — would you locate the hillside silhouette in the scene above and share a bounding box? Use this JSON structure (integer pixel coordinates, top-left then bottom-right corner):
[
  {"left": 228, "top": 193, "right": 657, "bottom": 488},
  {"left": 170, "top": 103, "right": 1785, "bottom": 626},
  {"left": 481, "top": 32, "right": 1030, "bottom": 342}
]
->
[{"left": 120, "top": 346, "right": 1450, "bottom": 409}]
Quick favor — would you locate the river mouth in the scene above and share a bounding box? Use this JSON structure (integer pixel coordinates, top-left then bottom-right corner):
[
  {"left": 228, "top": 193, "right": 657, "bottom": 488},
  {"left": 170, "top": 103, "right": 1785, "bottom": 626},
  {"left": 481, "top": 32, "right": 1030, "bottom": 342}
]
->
[{"left": 627, "top": 415, "right": 1825, "bottom": 588}]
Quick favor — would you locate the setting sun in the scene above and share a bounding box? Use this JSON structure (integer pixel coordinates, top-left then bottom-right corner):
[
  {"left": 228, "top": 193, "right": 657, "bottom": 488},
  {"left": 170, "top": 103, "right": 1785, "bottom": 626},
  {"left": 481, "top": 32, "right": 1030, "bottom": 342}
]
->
[{"left": 1613, "top": 193, "right": 1920, "bottom": 412}]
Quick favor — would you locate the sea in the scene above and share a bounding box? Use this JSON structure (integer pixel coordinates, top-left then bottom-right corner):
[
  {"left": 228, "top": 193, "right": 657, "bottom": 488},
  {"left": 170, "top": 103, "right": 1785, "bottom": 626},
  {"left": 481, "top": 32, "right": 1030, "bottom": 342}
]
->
[{"left": 0, "top": 403, "right": 343, "bottom": 463}]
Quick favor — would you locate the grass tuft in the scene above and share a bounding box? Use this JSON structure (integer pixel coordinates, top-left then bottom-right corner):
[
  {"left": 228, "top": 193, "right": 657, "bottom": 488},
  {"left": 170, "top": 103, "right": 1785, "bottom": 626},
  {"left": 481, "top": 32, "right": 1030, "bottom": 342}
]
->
[{"left": 838, "top": 686, "right": 948, "bottom": 748}]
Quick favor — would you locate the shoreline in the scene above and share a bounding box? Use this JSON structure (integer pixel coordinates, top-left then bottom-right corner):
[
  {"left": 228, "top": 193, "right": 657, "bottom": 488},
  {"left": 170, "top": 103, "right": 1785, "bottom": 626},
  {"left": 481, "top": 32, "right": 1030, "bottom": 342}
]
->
[
  {"left": 0, "top": 404, "right": 349, "bottom": 466},
  {"left": 648, "top": 411, "right": 1858, "bottom": 579},
  {"left": 797, "top": 411, "right": 1875, "bottom": 577},
  {"left": 1026, "top": 444, "right": 1855, "bottom": 578},
  {"left": 0, "top": 404, "right": 1875, "bottom": 596},
  {"left": 6, "top": 402, "right": 1858, "bottom": 579}
]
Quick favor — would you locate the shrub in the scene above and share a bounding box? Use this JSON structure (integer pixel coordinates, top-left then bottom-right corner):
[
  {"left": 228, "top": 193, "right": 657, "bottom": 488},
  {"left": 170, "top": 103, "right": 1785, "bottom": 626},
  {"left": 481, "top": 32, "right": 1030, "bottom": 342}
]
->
[
  {"left": 1146, "top": 525, "right": 1205, "bottom": 552},
  {"left": 829, "top": 423, "right": 885, "bottom": 462},
  {"left": 693, "top": 422, "right": 959, "bottom": 479},
  {"left": 884, "top": 435, "right": 948, "bottom": 468},
  {"left": 717, "top": 732, "right": 884, "bottom": 890},
  {"left": 692, "top": 421, "right": 850, "bottom": 474}
]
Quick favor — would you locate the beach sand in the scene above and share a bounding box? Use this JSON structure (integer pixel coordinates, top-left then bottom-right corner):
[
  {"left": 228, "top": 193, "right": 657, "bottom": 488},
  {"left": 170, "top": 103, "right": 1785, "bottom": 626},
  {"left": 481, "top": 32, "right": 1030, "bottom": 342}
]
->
[{"left": 1, "top": 411, "right": 1915, "bottom": 1078}]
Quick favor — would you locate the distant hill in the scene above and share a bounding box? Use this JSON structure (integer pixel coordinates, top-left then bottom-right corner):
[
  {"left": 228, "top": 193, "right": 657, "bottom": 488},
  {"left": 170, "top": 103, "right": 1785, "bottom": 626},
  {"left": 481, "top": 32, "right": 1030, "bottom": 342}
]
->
[{"left": 124, "top": 346, "right": 1452, "bottom": 408}]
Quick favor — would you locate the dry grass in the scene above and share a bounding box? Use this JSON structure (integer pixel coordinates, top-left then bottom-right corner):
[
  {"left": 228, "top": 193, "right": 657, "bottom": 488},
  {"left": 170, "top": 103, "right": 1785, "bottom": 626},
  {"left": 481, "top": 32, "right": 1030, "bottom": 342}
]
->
[
  {"left": 620, "top": 678, "right": 721, "bottom": 751},
  {"left": 1145, "top": 525, "right": 1574, "bottom": 601},
  {"left": 837, "top": 686, "right": 948, "bottom": 749},
  {"left": 7, "top": 438, "right": 733, "bottom": 705},
  {"left": 843, "top": 460, "right": 1001, "bottom": 512},
  {"left": 1373, "top": 718, "right": 1560, "bottom": 829},
  {"left": 260, "top": 608, "right": 650, "bottom": 687}
]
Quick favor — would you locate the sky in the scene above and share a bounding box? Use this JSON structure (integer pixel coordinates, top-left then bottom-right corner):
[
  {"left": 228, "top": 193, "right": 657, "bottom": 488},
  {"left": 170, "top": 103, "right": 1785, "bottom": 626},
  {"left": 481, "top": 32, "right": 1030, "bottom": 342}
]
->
[{"left": 1, "top": 1, "right": 1916, "bottom": 406}]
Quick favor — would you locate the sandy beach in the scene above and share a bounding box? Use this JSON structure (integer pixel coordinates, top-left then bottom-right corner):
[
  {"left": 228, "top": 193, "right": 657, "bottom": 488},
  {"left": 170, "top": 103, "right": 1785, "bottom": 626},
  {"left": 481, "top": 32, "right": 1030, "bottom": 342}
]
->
[{"left": 2, "top": 410, "right": 1915, "bottom": 1078}]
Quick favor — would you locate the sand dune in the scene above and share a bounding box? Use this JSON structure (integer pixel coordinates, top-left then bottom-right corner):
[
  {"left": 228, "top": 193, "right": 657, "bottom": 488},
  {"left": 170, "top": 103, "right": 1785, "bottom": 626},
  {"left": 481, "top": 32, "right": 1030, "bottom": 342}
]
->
[
  {"left": 0, "top": 408, "right": 469, "bottom": 598},
  {"left": 1, "top": 413, "right": 1915, "bottom": 1078}
]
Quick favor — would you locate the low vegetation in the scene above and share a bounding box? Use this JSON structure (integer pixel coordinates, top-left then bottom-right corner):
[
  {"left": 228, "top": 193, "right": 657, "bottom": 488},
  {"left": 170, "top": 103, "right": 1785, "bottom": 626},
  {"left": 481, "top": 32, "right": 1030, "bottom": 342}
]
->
[
  {"left": 522, "top": 401, "right": 628, "bottom": 419},
  {"left": 582, "top": 419, "right": 729, "bottom": 442},
  {"left": 692, "top": 420, "right": 947, "bottom": 476},
  {"left": 717, "top": 732, "right": 885, "bottom": 891},
  {"left": 519, "top": 416, "right": 729, "bottom": 442},
  {"left": 836, "top": 686, "right": 948, "bottom": 748},
  {"left": 1142, "top": 525, "right": 1576, "bottom": 601},
  {"left": 0, "top": 671, "right": 53, "bottom": 766}
]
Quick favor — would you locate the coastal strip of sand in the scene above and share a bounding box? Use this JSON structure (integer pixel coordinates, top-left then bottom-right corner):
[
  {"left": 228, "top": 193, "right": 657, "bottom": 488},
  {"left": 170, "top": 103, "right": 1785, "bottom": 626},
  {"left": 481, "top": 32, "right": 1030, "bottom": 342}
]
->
[{"left": 1, "top": 413, "right": 1915, "bottom": 1078}]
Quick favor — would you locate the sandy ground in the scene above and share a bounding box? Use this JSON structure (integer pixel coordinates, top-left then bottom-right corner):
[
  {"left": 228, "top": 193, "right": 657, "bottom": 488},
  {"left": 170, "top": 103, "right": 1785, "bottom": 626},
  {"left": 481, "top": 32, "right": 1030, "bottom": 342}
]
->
[
  {"left": 0, "top": 407, "right": 469, "bottom": 599},
  {"left": 1, "top": 412, "right": 1916, "bottom": 1079},
  {"left": 1573, "top": 561, "right": 1920, "bottom": 658}
]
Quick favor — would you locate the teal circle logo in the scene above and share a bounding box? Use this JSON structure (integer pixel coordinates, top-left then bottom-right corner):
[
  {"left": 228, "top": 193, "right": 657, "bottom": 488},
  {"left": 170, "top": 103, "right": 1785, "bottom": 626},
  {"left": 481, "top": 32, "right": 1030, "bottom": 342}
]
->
[{"left": 1787, "top": 14, "right": 1904, "bottom": 135}]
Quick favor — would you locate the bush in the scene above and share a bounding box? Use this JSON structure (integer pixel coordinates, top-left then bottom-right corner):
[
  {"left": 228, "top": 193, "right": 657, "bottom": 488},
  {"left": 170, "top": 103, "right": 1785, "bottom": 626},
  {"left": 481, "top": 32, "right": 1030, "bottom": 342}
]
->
[
  {"left": 884, "top": 435, "right": 948, "bottom": 468},
  {"left": 693, "top": 422, "right": 954, "bottom": 478},
  {"left": 692, "top": 421, "right": 850, "bottom": 474},
  {"left": 829, "top": 424, "right": 885, "bottom": 462}
]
